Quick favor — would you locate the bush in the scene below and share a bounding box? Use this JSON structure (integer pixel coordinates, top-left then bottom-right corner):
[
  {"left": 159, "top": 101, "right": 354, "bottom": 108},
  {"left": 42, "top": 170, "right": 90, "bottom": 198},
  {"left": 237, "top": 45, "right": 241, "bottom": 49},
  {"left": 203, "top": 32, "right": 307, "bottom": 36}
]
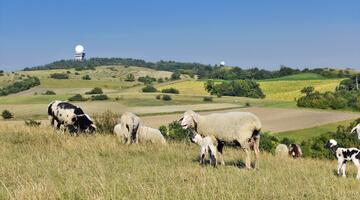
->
[
  {"left": 156, "top": 94, "right": 161, "bottom": 100},
  {"left": 162, "top": 94, "right": 172, "bottom": 101},
  {"left": 171, "top": 71, "right": 181, "bottom": 80},
  {"left": 166, "top": 121, "right": 190, "bottom": 141},
  {"left": 85, "top": 87, "right": 103, "bottom": 94},
  {"left": 204, "top": 79, "right": 265, "bottom": 98},
  {"left": 68, "top": 94, "right": 88, "bottom": 101},
  {"left": 159, "top": 125, "right": 168, "bottom": 136},
  {"left": 157, "top": 78, "right": 164, "bottom": 83},
  {"left": 245, "top": 102, "right": 251, "bottom": 107},
  {"left": 125, "top": 74, "right": 135, "bottom": 82},
  {"left": 66, "top": 71, "right": 71, "bottom": 74},
  {"left": 75, "top": 72, "right": 80, "bottom": 75},
  {"left": 50, "top": 73, "right": 68, "bottom": 79},
  {"left": 259, "top": 132, "right": 279, "bottom": 154},
  {"left": 142, "top": 85, "right": 157, "bottom": 93},
  {"left": 25, "top": 119, "right": 41, "bottom": 127},
  {"left": 82, "top": 75, "right": 91, "bottom": 80},
  {"left": 0, "top": 77, "right": 40, "bottom": 96},
  {"left": 161, "top": 88, "right": 179, "bottom": 94},
  {"left": 203, "top": 96, "right": 213, "bottom": 102},
  {"left": 42, "top": 90, "right": 56, "bottom": 95},
  {"left": 93, "top": 110, "right": 118, "bottom": 134},
  {"left": 138, "top": 76, "right": 156, "bottom": 84},
  {"left": 2, "top": 110, "right": 13, "bottom": 119},
  {"left": 90, "top": 94, "right": 109, "bottom": 101}
]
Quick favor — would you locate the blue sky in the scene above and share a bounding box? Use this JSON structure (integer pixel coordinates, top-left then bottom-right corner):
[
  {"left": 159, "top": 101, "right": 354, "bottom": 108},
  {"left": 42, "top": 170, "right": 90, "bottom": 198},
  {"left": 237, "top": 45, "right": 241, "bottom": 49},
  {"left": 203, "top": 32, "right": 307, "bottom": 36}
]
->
[{"left": 0, "top": 0, "right": 359, "bottom": 71}]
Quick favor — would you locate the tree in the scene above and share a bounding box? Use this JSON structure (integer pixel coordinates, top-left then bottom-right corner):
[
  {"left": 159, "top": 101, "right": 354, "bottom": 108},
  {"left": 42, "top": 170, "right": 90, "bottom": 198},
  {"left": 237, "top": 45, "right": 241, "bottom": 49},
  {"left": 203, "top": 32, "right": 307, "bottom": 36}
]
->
[
  {"left": 301, "top": 86, "right": 315, "bottom": 96},
  {"left": 82, "top": 75, "right": 91, "bottom": 80},
  {"left": 171, "top": 71, "right": 181, "bottom": 80}
]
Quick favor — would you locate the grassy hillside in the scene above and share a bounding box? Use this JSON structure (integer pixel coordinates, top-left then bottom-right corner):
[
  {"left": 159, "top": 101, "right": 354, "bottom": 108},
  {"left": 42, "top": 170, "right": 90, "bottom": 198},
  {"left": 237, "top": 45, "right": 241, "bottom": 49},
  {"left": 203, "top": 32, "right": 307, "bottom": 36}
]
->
[
  {"left": 0, "top": 125, "right": 359, "bottom": 199},
  {"left": 263, "top": 73, "right": 326, "bottom": 81}
]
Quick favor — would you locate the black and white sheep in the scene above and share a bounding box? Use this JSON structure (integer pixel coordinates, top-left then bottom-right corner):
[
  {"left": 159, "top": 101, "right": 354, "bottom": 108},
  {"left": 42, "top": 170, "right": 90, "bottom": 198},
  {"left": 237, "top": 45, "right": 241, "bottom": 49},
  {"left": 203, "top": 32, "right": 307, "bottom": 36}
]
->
[
  {"left": 191, "top": 133, "right": 218, "bottom": 167},
  {"left": 180, "top": 110, "right": 262, "bottom": 169},
  {"left": 325, "top": 139, "right": 360, "bottom": 179},
  {"left": 114, "top": 124, "right": 166, "bottom": 145},
  {"left": 118, "top": 112, "right": 141, "bottom": 144},
  {"left": 289, "top": 144, "right": 302, "bottom": 158},
  {"left": 47, "top": 100, "right": 96, "bottom": 134}
]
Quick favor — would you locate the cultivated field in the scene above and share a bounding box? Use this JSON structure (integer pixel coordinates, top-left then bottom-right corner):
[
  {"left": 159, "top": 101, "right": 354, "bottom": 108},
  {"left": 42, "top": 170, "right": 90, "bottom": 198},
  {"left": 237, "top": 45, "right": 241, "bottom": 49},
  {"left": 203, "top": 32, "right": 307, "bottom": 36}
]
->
[{"left": 0, "top": 125, "right": 359, "bottom": 200}]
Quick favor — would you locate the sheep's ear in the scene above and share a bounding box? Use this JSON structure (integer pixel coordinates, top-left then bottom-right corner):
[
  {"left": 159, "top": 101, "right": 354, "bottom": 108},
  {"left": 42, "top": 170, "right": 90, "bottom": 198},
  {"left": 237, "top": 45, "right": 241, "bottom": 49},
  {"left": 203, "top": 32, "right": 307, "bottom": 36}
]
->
[{"left": 191, "top": 113, "right": 199, "bottom": 124}]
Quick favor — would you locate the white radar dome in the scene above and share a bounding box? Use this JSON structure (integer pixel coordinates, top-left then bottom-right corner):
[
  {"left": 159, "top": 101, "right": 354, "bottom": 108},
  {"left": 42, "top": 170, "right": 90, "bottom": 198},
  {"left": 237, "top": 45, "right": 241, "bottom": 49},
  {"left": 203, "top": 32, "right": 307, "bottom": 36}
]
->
[
  {"left": 75, "top": 45, "right": 84, "bottom": 53},
  {"left": 220, "top": 61, "right": 226, "bottom": 66}
]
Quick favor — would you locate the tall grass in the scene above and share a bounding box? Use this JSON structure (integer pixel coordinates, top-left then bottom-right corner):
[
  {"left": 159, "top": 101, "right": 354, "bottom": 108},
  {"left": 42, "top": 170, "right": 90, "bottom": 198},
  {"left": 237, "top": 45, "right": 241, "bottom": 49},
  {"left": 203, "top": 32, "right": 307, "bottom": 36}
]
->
[{"left": 0, "top": 124, "right": 359, "bottom": 199}]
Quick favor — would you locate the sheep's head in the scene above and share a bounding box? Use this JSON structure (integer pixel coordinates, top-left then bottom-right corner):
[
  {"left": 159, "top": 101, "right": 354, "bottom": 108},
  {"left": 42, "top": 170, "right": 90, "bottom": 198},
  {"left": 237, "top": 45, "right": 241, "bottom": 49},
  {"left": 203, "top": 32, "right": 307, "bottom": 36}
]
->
[
  {"left": 325, "top": 139, "right": 337, "bottom": 149},
  {"left": 179, "top": 110, "right": 199, "bottom": 130},
  {"left": 190, "top": 133, "right": 203, "bottom": 144}
]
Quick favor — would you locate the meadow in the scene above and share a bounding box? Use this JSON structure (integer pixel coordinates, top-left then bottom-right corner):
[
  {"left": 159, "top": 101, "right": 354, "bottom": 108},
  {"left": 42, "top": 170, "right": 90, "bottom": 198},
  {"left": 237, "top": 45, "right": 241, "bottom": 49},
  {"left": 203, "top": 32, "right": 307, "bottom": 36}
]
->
[{"left": 0, "top": 125, "right": 359, "bottom": 200}]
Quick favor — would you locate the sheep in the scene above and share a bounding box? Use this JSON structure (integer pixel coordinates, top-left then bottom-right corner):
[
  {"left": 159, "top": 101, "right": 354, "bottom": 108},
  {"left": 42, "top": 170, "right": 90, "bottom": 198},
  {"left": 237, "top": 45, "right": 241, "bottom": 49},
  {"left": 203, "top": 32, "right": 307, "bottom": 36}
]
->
[
  {"left": 119, "top": 112, "right": 141, "bottom": 144},
  {"left": 275, "top": 144, "right": 289, "bottom": 157},
  {"left": 191, "top": 133, "right": 218, "bottom": 167},
  {"left": 289, "top": 144, "right": 302, "bottom": 158},
  {"left": 114, "top": 124, "right": 166, "bottom": 145},
  {"left": 325, "top": 139, "right": 360, "bottom": 179},
  {"left": 350, "top": 123, "right": 360, "bottom": 140},
  {"left": 179, "top": 110, "right": 261, "bottom": 169}
]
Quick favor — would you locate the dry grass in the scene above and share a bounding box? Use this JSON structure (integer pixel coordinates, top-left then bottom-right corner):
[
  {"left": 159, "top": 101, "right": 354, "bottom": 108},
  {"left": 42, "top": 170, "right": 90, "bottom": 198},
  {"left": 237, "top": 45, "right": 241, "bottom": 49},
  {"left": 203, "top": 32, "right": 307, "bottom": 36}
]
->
[{"left": 0, "top": 124, "right": 359, "bottom": 199}]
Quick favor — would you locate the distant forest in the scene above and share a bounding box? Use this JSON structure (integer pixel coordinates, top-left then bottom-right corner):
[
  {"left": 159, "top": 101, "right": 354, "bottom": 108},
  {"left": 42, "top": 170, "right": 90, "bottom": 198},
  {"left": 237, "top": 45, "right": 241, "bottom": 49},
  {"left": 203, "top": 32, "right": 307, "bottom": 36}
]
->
[{"left": 23, "top": 57, "right": 355, "bottom": 80}]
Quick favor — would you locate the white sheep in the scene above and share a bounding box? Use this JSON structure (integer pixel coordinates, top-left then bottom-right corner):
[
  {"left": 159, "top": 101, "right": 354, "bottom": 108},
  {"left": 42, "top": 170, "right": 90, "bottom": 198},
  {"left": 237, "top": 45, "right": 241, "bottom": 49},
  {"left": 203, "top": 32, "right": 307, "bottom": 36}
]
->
[
  {"left": 180, "top": 110, "right": 262, "bottom": 169},
  {"left": 119, "top": 112, "right": 141, "bottom": 144},
  {"left": 114, "top": 124, "right": 166, "bottom": 145},
  {"left": 275, "top": 144, "right": 289, "bottom": 157},
  {"left": 191, "top": 133, "right": 218, "bottom": 167},
  {"left": 350, "top": 123, "right": 360, "bottom": 140}
]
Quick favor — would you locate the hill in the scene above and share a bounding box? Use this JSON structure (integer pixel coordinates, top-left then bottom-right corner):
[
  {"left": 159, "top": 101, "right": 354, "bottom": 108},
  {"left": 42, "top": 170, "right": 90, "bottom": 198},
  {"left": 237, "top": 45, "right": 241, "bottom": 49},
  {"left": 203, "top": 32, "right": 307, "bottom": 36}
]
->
[{"left": 263, "top": 72, "right": 326, "bottom": 81}]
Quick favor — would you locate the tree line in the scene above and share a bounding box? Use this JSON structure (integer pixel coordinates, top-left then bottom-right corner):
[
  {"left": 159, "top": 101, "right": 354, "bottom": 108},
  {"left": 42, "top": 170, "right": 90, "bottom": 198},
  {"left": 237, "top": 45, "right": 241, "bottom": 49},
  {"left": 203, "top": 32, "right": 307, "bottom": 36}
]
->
[{"left": 23, "top": 58, "right": 352, "bottom": 80}]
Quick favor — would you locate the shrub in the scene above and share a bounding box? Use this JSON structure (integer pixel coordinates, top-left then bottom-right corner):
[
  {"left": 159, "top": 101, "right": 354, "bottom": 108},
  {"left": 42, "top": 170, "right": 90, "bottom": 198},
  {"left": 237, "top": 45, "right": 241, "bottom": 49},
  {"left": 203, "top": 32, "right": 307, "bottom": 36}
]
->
[
  {"left": 93, "top": 110, "right": 118, "bottom": 134},
  {"left": 245, "top": 102, "right": 251, "bottom": 107},
  {"left": 66, "top": 71, "right": 71, "bottom": 74},
  {"left": 161, "top": 88, "right": 179, "bottom": 94},
  {"left": 259, "top": 132, "right": 279, "bottom": 154},
  {"left": 85, "top": 87, "right": 103, "bottom": 94},
  {"left": 203, "top": 96, "right": 213, "bottom": 102},
  {"left": 25, "top": 119, "right": 41, "bottom": 127},
  {"left": 142, "top": 85, "right": 157, "bottom": 93},
  {"left": 2, "top": 110, "right": 13, "bottom": 119},
  {"left": 125, "top": 74, "right": 135, "bottom": 82},
  {"left": 156, "top": 94, "right": 161, "bottom": 100},
  {"left": 0, "top": 77, "right": 40, "bottom": 96},
  {"left": 68, "top": 94, "right": 88, "bottom": 101},
  {"left": 157, "top": 78, "right": 164, "bottom": 83},
  {"left": 166, "top": 121, "right": 190, "bottom": 141},
  {"left": 159, "top": 125, "right": 168, "bottom": 136},
  {"left": 75, "top": 72, "right": 80, "bottom": 75},
  {"left": 90, "top": 94, "right": 109, "bottom": 101},
  {"left": 171, "top": 71, "right": 181, "bottom": 80},
  {"left": 162, "top": 94, "right": 172, "bottom": 101},
  {"left": 138, "top": 76, "right": 156, "bottom": 84},
  {"left": 204, "top": 79, "right": 265, "bottom": 98},
  {"left": 42, "top": 90, "right": 56, "bottom": 95},
  {"left": 82, "top": 75, "right": 91, "bottom": 80},
  {"left": 50, "top": 73, "right": 68, "bottom": 79}
]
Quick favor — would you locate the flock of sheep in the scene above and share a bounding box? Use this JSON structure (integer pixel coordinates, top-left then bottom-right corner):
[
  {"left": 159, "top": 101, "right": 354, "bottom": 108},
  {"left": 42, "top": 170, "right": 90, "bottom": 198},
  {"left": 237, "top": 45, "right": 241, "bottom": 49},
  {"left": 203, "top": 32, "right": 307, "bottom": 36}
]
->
[{"left": 47, "top": 100, "right": 360, "bottom": 179}]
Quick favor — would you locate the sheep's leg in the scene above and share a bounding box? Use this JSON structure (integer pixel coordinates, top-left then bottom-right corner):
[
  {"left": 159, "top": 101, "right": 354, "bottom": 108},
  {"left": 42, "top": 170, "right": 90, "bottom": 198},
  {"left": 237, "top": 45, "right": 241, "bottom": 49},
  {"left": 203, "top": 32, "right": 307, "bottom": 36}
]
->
[
  {"left": 209, "top": 144, "right": 218, "bottom": 167},
  {"left": 244, "top": 148, "right": 252, "bottom": 169},
  {"left": 254, "top": 139, "right": 260, "bottom": 170},
  {"left": 353, "top": 158, "right": 360, "bottom": 179},
  {"left": 341, "top": 162, "right": 347, "bottom": 178},
  {"left": 217, "top": 142, "right": 225, "bottom": 165},
  {"left": 337, "top": 159, "right": 344, "bottom": 176}
]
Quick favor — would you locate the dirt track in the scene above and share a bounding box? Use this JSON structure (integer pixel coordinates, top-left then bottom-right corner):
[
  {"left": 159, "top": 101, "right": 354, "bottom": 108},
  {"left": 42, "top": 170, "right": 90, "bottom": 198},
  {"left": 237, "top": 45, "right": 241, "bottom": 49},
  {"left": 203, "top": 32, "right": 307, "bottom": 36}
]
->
[{"left": 140, "top": 107, "right": 360, "bottom": 132}]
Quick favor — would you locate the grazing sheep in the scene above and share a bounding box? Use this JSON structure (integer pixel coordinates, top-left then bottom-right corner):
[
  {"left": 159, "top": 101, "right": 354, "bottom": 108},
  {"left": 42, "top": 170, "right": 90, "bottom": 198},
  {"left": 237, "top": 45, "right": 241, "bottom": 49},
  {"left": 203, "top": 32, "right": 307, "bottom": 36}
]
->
[
  {"left": 325, "top": 139, "right": 360, "bottom": 179},
  {"left": 289, "top": 144, "right": 302, "bottom": 158},
  {"left": 114, "top": 124, "right": 166, "bottom": 145},
  {"left": 275, "top": 144, "right": 289, "bottom": 157},
  {"left": 179, "top": 110, "right": 261, "bottom": 169},
  {"left": 119, "top": 112, "right": 141, "bottom": 144},
  {"left": 350, "top": 123, "right": 360, "bottom": 140},
  {"left": 191, "top": 133, "right": 218, "bottom": 167}
]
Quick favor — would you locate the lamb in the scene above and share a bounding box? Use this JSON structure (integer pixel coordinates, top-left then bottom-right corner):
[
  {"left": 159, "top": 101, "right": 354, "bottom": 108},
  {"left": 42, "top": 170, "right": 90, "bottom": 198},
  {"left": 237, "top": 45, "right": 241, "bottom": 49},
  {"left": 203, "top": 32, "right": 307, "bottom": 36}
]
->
[
  {"left": 325, "top": 139, "right": 360, "bottom": 179},
  {"left": 180, "top": 110, "right": 261, "bottom": 169},
  {"left": 119, "top": 112, "right": 141, "bottom": 144},
  {"left": 288, "top": 144, "right": 302, "bottom": 158},
  {"left": 275, "top": 144, "right": 289, "bottom": 157},
  {"left": 114, "top": 124, "right": 166, "bottom": 145},
  {"left": 350, "top": 123, "right": 360, "bottom": 140},
  {"left": 191, "top": 133, "right": 218, "bottom": 167}
]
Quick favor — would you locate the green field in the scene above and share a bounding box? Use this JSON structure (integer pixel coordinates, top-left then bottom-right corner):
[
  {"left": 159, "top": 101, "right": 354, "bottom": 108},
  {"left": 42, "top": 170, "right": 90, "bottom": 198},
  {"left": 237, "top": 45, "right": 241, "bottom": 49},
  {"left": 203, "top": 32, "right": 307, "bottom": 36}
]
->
[
  {"left": 263, "top": 73, "right": 326, "bottom": 81},
  {"left": 0, "top": 126, "right": 359, "bottom": 199},
  {"left": 274, "top": 120, "right": 354, "bottom": 142}
]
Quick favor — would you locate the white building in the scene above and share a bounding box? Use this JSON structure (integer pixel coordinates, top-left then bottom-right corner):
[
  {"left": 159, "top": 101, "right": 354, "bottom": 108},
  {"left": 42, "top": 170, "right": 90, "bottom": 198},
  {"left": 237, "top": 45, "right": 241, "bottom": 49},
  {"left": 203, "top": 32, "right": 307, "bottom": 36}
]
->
[{"left": 75, "top": 45, "right": 85, "bottom": 61}]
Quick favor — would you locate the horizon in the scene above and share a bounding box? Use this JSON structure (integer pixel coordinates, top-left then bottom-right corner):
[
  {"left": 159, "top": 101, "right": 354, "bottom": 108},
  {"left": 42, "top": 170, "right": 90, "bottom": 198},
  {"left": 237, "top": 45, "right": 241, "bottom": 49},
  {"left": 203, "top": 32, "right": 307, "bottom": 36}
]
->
[{"left": 1, "top": 0, "right": 359, "bottom": 71}]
